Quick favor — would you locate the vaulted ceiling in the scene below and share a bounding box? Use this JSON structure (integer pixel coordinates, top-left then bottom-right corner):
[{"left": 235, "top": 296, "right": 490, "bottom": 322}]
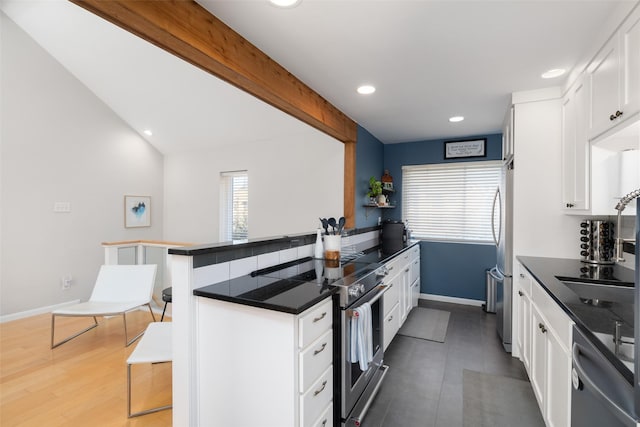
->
[{"left": 2, "top": 0, "right": 632, "bottom": 154}]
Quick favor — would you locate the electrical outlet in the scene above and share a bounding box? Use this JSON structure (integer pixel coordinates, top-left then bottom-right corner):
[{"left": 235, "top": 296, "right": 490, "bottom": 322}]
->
[{"left": 61, "top": 276, "right": 72, "bottom": 290}]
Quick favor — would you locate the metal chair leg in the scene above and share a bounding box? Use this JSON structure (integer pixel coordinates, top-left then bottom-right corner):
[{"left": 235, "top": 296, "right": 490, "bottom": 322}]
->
[
  {"left": 161, "top": 302, "right": 168, "bottom": 322},
  {"left": 51, "top": 314, "right": 99, "bottom": 349}
]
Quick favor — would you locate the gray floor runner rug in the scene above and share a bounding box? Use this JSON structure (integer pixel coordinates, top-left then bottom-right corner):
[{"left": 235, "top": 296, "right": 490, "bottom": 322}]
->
[
  {"left": 397, "top": 307, "right": 450, "bottom": 342},
  {"left": 462, "top": 369, "right": 545, "bottom": 427}
]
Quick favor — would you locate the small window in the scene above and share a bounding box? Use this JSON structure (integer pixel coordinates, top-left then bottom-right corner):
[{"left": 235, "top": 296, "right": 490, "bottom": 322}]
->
[
  {"left": 402, "top": 161, "right": 502, "bottom": 243},
  {"left": 220, "top": 171, "right": 248, "bottom": 241}
]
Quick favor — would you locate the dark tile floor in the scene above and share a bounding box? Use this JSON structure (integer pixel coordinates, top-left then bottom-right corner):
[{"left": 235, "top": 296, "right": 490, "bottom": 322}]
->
[{"left": 362, "top": 299, "right": 531, "bottom": 427}]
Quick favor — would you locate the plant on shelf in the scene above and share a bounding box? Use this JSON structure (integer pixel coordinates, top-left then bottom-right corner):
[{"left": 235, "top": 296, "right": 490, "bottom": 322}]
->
[{"left": 367, "top": 176, "right": 386, "bottom": 205}]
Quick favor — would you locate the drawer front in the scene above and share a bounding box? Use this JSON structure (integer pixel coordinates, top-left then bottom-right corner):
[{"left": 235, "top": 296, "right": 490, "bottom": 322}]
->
[
  {"left": 531, "top": 280, "right": 573, "bottom": 350},
  {"left": 409, "top": 245, "right": 420, "bottom": 260},
  {"left": 299, "top": 329, "right": 333, "bottom": 391},
  {"left": 517, "top": 263, "right": 532, "bottom": 295},
  {"left": 383, "top": 302, "right": 400, "bottom": 351},
  {"left": 309, "top": 403, "right": 333, "bottom": 427},
  {"left": 382, "top": 274, "right": 400, "bottom": 316},
  {"left": 300, "top": 366, "right": 333, "bottom": 427},
  {"left": 384, "top": 256, "right": 404, "bottom": 278},
  {"left": 299, "top": 298, "right": 333, "bottom": 348}
]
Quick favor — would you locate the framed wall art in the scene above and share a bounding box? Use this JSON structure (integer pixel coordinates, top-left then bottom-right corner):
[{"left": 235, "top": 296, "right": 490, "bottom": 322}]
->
[
  {"left": 444, "top": 138, "right": 487, "bottom": 159},
  {"left": 124, "top": 195, "right": 151, "bottom": 228}
]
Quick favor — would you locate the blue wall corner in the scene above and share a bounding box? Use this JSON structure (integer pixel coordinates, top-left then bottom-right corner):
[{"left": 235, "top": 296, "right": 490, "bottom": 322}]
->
[{"left": 355, "top": 125, "right": 384, "bottom": 228}]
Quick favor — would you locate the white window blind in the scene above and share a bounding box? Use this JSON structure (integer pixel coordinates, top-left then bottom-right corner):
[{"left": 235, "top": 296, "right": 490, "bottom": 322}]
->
[
  {"left": 220, "top": 171, "right": 248, "bottom": 241},
  {"left": 402, "top": 161, "right": 501, "bottom": 243}
]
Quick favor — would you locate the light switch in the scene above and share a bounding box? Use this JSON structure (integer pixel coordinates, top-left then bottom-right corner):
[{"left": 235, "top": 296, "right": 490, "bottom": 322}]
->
[{"left": 53, "top": 202, "right": 71, "bottom": 213}]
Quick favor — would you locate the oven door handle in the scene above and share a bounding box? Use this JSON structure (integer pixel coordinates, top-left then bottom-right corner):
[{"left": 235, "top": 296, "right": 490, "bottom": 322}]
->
[{"left": 347, "top": 282, "right": 389, "bottom": 317}]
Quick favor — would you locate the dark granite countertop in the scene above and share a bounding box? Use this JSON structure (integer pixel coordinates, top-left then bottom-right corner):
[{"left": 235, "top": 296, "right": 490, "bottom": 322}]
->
[
  {"left": 193, "top": 240, "right": 420, "bottom": 315},
  {"left": 517, "top": 256, "right": 635, "bottom": 384}
]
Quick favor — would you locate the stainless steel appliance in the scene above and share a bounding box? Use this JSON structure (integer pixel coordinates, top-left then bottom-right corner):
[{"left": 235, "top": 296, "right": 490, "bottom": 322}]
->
[
  {"left": 571, "top": 325, "right": 638, "bottom": 426},
  {"left": 333, "top": 263, "right": 390, "bottom": 427},
  {"left": 580, "top": 220, "right": 615, "bottom": 264},
  {"left": 491, "top": 156, "right": 514, "bottom": 352}
]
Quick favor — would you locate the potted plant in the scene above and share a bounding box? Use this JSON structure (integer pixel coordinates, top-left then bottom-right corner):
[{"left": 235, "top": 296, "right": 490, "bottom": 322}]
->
[{"left": 367, "top": 176, "right": 385, "bottom": 205}]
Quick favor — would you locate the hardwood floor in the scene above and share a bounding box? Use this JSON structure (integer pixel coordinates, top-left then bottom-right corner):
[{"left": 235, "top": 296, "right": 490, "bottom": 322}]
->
[{"left": 1, "top": 311, "right": 171, "bottom": 427}]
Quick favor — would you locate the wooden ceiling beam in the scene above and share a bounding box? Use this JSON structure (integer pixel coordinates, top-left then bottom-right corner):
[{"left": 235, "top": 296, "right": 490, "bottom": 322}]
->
[
  {"left": 70, "top": 0, "right": 357, "bottom": 229},
  {"left": 69, "top": 0, "right": 357, "bottom": 145}
]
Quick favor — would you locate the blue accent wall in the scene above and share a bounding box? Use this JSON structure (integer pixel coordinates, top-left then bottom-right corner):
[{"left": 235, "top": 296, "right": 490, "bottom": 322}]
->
[
  {"left": 355, "top": 130, "right": 502, "bottom": 302},
  {"left": 420, "top": 241, "right": 496, "bottom": 300},
  {"left": 355, "top": 126, "right": 384, "bottom": 228}
]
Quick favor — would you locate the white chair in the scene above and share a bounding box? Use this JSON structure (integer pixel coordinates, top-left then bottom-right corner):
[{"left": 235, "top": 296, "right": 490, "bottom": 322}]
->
[
  {"left": 127, "top": 322, "right": 172, "bottom": 417},
  {"left": 51, "top": 264, "right": 158, "bottom": 349}
]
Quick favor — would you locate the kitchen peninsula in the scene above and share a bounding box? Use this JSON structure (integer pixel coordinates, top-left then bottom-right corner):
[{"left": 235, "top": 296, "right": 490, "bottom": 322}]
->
[{"left": 168, "top": 228, "right": 419, "bottom": 427}]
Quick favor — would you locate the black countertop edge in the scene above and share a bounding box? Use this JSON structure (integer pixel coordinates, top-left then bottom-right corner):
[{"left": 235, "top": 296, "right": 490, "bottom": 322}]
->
[
  {"left": 193, "top": 286, "right": 339, "bottom": 315},
  {"left": 517, "top": 255, "right": 635, "bottom": 384},
  {"left": 168, "top": 226, "right": 382, "bottom": 257}
]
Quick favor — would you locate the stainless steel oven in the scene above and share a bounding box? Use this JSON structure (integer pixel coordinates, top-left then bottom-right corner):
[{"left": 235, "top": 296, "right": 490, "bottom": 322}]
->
[{"left": 334, "top": 263, "right": 390, "bottom": 427}]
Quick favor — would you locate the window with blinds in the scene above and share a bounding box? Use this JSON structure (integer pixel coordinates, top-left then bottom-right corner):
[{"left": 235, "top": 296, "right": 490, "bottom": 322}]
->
[
  {"left": 220, "top": 171, "right": 248, "bottom": 241},
  {"left": 402, "top": 161, "right": 501, "bottom": 243}
]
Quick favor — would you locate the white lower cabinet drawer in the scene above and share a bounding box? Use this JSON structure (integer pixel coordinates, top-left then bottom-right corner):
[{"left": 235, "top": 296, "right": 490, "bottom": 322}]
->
[
  {"left": 299, "top": 299, "right": 333, "bottom": 348},
  {"left": 299, "top": 329, "right": 333, "bottom": 391},
  {"left": 309, "top": 403, "right": 333, "bottom": 427},
  {"left": 383, "top": 302, "right": 400, "bottom": 351},
  {"left": 300, "top": 365, "right": 333, "bottom": 427}
]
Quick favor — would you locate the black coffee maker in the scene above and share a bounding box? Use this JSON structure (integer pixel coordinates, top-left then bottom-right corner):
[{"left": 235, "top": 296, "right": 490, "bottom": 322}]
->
[{"left": 381, "top": 220, "right": 405, "bottom": 254}]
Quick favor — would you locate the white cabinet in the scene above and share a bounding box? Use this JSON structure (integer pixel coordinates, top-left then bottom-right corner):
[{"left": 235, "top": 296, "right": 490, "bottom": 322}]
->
[
  {"left": 381, "top": 244, "right": 420, "bottom": 349},
  {"left": 588, "top": 4, "right": 640, "bottom": 140},
  {"left": 514, "top": 266, "right": 531, "bottom": 372},
  {"left": 197, "top": 297, "right": 334, "bottom": 427},
  {"left": 561, "top": 75, "right": 590, "bottom": 211},
  {"left": 517, "top": 263, "right": 573, "bottom": 427}
]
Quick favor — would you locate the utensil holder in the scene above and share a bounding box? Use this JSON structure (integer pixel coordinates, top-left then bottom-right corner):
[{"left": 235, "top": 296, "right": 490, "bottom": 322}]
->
[{"left": 324, "top": 235, "right": 341, "bottom": 262}]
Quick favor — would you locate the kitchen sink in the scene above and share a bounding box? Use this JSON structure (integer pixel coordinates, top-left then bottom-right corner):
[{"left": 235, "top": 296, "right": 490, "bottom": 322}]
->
[
  {"left": 592, "top": 331, "right": 635, "bottom": 371},
  {"left": 556, "top": 278, "right": 634, "bottom": 305}
]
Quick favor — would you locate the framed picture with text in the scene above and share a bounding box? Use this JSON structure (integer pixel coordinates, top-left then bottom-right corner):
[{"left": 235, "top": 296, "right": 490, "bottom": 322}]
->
[
  {"left": 124, "top": 195, "right": 151, "bottom": 228},
  {"left": 444, "top": 138, "right": 487, "bottom": 159}
]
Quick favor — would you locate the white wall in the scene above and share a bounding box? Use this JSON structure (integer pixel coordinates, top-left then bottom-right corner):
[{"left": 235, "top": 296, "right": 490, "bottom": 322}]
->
[
  {"left": 0, "top": 13, "right": 164, "bottom": 316},
  {"left": 513, "top": 91, "right": 582, "bottom": 261},
  {"left": 163, "top": 133, "right": 344, "bottom": 244}
]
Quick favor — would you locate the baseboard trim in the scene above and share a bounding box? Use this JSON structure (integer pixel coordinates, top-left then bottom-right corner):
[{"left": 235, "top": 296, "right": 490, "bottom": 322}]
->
[
  {"left": 0, "top": 300, "right": 81, "bottom": 323},
  {"left": 420, "top": 293, "right": 484, "bottom": 307}
]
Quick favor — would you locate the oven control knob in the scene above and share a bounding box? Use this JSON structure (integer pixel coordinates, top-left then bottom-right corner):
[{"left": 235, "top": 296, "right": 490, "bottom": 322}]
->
[{"left": 349, "top": 285, "right": 362, "bottom": 298}]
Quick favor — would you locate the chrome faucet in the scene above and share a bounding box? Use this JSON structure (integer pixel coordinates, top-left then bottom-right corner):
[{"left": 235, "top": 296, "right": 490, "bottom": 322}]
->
[{"left": 614, "top": 188, "right": 640, "bottom": 262}]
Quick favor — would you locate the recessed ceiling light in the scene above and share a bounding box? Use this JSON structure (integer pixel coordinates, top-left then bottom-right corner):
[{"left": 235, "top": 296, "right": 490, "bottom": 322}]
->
[
  {"left": 449, "top": 116, "right": 464, "bottom": 123},
  {"left": 269, "top": 0, "right": 301, "bottom": 7},
  {"left": 541, "top": 68, "right": 566, "bottom": 79},
  {"left": 143, "top": 129, "right": 153, "bottom": 136},
  {"left": 357, "top": 85, "right": 376, "bottom": 95}
]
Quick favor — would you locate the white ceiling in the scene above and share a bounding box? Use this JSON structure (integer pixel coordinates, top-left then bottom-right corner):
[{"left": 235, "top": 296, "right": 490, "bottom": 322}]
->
[{"left": 2, "top": 0, "right": 634, "bottom": 153}]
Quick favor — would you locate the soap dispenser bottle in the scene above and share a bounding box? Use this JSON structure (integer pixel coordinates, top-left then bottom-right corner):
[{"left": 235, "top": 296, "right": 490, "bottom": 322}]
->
[{"left": 314, "top": 228, "right": 324, "bottom": 259}]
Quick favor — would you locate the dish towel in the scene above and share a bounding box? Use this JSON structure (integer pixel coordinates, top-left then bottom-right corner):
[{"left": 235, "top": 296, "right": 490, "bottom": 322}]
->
[{"left": 349, "top": 302, "right": 373, "bottom": 371}]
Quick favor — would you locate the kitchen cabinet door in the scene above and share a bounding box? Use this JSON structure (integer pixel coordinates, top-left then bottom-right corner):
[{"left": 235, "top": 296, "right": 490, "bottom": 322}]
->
[
  {"left": 589, "top": 4, "right": 640, "bottom": 140},
  {"left": 545, "top": 327, "right": 572, "bottom": 427},
  {"left": 561, "top": 76, "right": 590, "bottom": 211},
  {"left": 516, "top": 284, "right": 531, "bottom": 373},
  {"left": 530, "top": 304, "right": 547, "bottom": 412}
]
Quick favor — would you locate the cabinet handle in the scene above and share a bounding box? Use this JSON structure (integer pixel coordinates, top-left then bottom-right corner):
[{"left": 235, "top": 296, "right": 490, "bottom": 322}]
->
[
  {"left": 387, "top": 315, "right": 393, "bottom": 322},
  {"left": 321, "top": 420, "right": 327, "bottom": 427},
  {"left": 388, "top": 266, "right": 394, "bottom": 271},
  {"left": 313, "top": 342, "right": 327, "bottom": 356},
  {"left": 313, "top": 312, "right": 327, "bottom": 323},
  {"left": 314, "top": 380, "right": 327, "bottom": 396},
  {"left": 610, "top": 113, "right": 617, "bottom": 121},
  {"left": 413, "top": 261, "right": 418, "bottom": 265},
  {"left": 518, "top": 290, "right": 523, "bottom": 296},
  {"left": 610, "top": 110, "right": 624, "bottom": 121},
  {"left": 539, "top": 323, "right": 547, "bottom": 333},
  {"left": 616, "top": 110, "right": 623, "bottom": 118},
  {"left": 566, "top": 203, "right": 574, "bottom": 208},
  {"left": 405, "top": 268, "right": 410, "bottom": 272},
  {"left": 519, "top": 273, "right": 525, "bottom": 278}
]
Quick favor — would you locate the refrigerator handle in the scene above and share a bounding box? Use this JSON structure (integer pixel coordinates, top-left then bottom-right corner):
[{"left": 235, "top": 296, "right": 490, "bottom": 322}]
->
[
  {"left": 572, "top": 342, "right": 638, "bottom": 426},
  {"left": 491, "top": 187, "right": 502, "bottom": 247}
]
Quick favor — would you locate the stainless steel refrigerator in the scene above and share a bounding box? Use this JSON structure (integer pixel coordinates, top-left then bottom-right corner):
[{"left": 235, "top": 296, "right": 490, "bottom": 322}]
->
[{"left": 490, "top": 156, "right": 514, "bottom": 352}]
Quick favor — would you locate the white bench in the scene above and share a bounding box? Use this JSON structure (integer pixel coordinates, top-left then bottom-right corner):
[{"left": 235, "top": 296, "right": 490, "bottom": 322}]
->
[{"left": 127, "top": 322, "right": 172, "bottom": 418}]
